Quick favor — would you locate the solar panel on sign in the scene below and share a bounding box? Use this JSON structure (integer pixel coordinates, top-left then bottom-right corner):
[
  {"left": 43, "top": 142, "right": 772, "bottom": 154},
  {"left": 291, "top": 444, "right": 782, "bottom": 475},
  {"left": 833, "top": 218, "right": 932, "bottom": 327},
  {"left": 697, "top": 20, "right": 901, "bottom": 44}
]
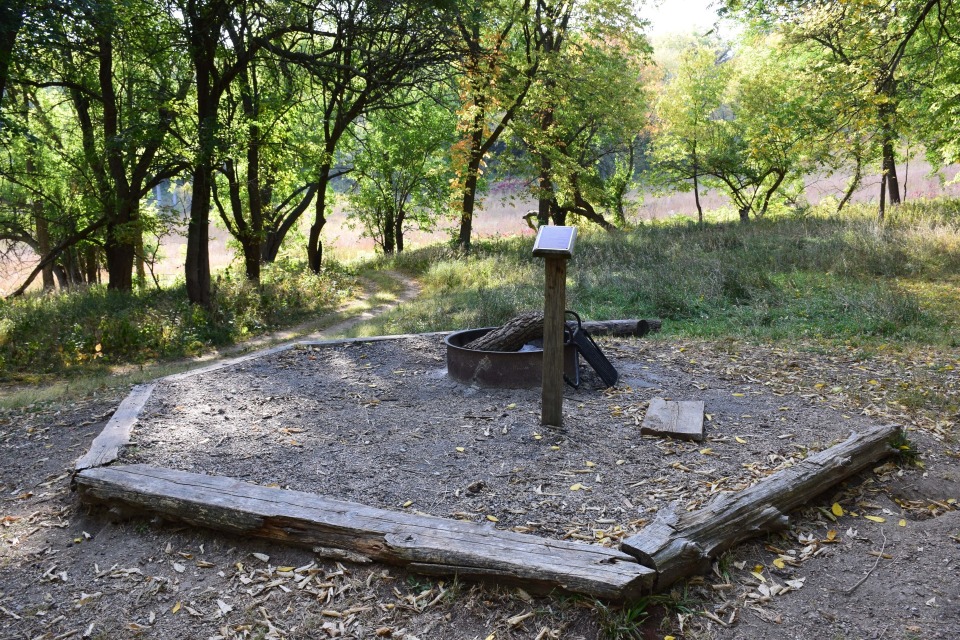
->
[{"left": 532, "top": 226, "right": 577, "bottom": 258}]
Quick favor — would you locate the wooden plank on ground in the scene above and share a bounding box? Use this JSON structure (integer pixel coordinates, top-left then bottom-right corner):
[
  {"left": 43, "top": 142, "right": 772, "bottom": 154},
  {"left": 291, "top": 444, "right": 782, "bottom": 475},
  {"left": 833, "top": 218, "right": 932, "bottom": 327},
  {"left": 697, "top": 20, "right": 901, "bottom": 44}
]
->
[
  {"left": 640, "top": 398, "right": 705, "bottom": 442},
  {"left": 74, "top": 383, "right": 156, "bottom": 472},
  {"left": 621, "top": 423, "right": 901, "bottom": 590},
  {"left": 76, "top": 464, "right": 654, "bottom": 600}
]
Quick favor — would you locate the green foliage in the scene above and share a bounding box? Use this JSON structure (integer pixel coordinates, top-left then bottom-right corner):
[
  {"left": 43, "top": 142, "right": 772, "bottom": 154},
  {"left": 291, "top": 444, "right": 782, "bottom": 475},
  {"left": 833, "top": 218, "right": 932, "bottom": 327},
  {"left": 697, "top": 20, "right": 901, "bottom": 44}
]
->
[
  {"left": 0, "top": 261, "right": 355, "bottom": 380},
  {"left": 356, "top": 199, "right": 960, "bottom": 347},
  {"left": 345, "top": 94, "right": 457, "bottom": 254}
]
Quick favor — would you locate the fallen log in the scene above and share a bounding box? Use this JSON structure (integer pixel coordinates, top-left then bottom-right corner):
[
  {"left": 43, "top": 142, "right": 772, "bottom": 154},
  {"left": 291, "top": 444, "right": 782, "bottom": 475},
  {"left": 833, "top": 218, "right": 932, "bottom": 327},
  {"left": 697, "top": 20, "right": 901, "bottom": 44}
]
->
[
  {"left": 620, "top": 423, "right": 901, "bottom": 590},
  {"left": 76, "top": 464, "right": 654, "bottom": 600},
  {"left": 464, "top": 313, "right": 661, "bottom": 352}
]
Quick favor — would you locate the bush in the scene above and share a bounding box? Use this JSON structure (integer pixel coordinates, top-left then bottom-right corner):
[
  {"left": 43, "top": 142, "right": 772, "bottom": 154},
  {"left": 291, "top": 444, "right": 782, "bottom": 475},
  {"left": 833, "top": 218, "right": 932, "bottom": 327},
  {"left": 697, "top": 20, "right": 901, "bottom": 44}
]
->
[{"left": 0, "top": 260, "right": 356, "bottom": 379}]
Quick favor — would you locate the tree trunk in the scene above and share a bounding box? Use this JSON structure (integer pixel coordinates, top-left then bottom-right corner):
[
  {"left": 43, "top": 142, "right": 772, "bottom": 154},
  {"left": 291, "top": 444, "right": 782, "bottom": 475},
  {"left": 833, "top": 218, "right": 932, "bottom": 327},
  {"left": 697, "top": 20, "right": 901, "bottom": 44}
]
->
[
  {"left": 383, "top": 207, "right": 395, "bottom": 255},
  {"left": 878, "top": 170, "right": 887, "bottom": 222},
  {"left": 692, "top": 150, "right": 703, "bottom": 225},
  {"left": 35, "top": 201, "right": 54, "bottom": 290},
  {"left": 882, "top": 139, "right": 900, "bottom": 205},
  {"left": 837, "top": 155, "right": 863, "bottom": 214},
  {"left": 26, "top": 144, "right": 54, "bottom": 290},
  {"left": 307, "top": 166, "right": 330, "bottom": 273},
  {"left": 134, "top": 229, "right": 146, "bottom": 289},
  {"left": 395, "top": 209, "right": 405, "bottom": 253},
  {"left": 0, "top": 0, "right": 24, "bottom": 111},
  {"left": 738, "top": 206, "right": 750, "bottom": 223},
  {"left": 261, "top": 184, "right": 317, "bottom": 263},
  {"left": 186, "top": 161, "right": 212, "bottom": 306},
  {"left": 457, "top": 112, "right": 485, "bottom": 251},
  {"left": 84, "top": 244, "right": 99, "bottom": 284},
  {"left": 105, "top": 208, "right": 136, "bottom": 292}
]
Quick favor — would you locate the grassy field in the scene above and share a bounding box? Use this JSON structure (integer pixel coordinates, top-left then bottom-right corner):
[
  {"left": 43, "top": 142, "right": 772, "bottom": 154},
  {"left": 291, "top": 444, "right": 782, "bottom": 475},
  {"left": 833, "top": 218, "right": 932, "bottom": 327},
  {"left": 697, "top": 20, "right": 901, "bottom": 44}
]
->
[
  {"left": 3, "top": 197, "right": 960, "bottom": 392},
  {"left": 350, "top": 199, "right": 960, "bottom": 350}
]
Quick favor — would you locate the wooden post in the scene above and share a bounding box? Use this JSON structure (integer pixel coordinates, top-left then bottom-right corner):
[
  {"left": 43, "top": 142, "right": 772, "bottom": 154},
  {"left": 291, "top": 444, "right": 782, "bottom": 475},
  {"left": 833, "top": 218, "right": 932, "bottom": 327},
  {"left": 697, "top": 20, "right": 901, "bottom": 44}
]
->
[
  {"left": 542, "top": 256, "right": 566, "bottom": 427},
  {"left": 532, "top": 226, "right": 576, "bottom": 429}
]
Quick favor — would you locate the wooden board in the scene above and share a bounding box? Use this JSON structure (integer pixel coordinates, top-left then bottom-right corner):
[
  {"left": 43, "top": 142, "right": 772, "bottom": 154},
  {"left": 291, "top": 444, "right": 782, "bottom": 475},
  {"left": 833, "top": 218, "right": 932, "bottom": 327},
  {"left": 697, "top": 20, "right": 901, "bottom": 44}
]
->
[
  {"left": 640, "top": 398, "right": 705, "bottom": 442},
  {"left": 621, "top": 423, "right": 901, "bottom": 589},
  {"left": 75, "top": 464, "right": 654, "bottom": 601},
  {"left": 74, "top": 383, "right": 156, "bottom": 472}
]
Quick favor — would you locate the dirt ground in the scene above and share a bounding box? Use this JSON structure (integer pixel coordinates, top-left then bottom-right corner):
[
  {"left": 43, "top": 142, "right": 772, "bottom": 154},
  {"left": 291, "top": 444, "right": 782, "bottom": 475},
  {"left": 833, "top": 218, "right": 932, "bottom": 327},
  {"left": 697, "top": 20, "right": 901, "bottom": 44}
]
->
[{"left": 2, "top": 334, "right": 959, "bottom": 640}]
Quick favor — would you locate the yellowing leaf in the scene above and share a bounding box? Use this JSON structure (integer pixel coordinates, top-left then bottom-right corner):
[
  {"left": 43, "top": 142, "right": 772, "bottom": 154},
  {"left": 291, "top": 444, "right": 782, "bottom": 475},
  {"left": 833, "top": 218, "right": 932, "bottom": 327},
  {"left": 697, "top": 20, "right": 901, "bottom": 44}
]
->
[
  {"left": 550, "top": 446, "right": 560, "bottom": 451},
  {"left": 831, "top": 503, "right": 844, "bottom": 517},
  {"left": 616, "top": 459, "right": 625, "bottom": 465},
  {"left": 899, "top": 519, "right": 907, "bottom": 527},
  {"left": 455, "top": 447, "right": 465, "bottom": 453},
  {"left": 172, "top": 601, "right": 181, "bottom": 614},
  {"left": 773, "top": 558, "right": 786, "bottom": 569},
  {"left": 485, "top": 635, "right": 495, "bottom": 640},
  {"left": 533, "top": 434, "right": 543, "bottom": 440},
  {"left": 867, "top": 379, "right": 880, "bottom": 385},
  {"left": 486, "top": 515, "right": 499, "bottom": 522},
  {"left": 665, "top": 637, "right": 676, "bottom": 640},
  {"left": 732, "top": 393, "right": 745, "bottom": 397},
  {"left": 699, "top": 448, "right": 714, "bottom": 455},
  {"left": 864, "top": 515, "right": 885, "bottom": 523},
  {"left": 585, "top": 461, "right": 596, "bottom": 467},
  {"left": 735, "top": 436, "right": 747, "bottom": 444},
  {"left": 826, "top": 529, "right": 838, "bottom": 541},
  {"left": 402, "top": 500, "right": 413, "bottom": 508},
  {"left": 506, "top": 403, "right": 516, "bottom": 410},
  {"left": 570, "top": 483, "right": 584, "bottom": 491},
  {"left": 277, "top": 566, "right": 295, "bottom": 573}
]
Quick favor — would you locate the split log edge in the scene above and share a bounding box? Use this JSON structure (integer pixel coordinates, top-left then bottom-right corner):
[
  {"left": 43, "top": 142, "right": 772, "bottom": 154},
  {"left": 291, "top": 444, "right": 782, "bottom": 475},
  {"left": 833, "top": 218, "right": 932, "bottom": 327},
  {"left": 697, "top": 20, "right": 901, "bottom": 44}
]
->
[
  {"left": 464, "top": 313, "right": 662, "bottom": 352},
  {"left": 75, "top": 464, "right": 654, "bottom": 601},
  {"left": 621, "top": 423, "right": 902, "bottom": 590}
]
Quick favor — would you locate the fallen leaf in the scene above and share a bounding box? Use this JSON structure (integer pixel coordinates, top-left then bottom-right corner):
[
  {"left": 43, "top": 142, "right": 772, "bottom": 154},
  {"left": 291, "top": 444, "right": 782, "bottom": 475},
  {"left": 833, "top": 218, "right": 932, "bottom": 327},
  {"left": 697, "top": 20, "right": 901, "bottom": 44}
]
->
[
  {"left": 735, "top": 436, "right": 747, "bottom": 444},
  {"left": 486, "top": 515, "right": 499, "bottom": 522},
  {"left": 402, "top": 500, "right": 413, "bottom": 508},
  {"left": 455, "top": 447, "right": 465, "bottom": 453},
  {"left": 831, "top": 503, "right": 844, "bottom": 517},
  {"left": 171, "top": 602, "right": 181, "bottom": 614},
  {"left": 172, "top": 562, "right": 185, "bottom": 573},
  {"left": 899, "top": 519, "right": 907, "bottom": 527},
  {"left": 570, "top": 483, "right": 584, "bottom": 491},
  {"left": 864, "top": 515, "right": 886, "bottom": 523},
  {"left": 252, "top": 553, "right": 269, "bottom": 563},
  {"left": 732, "top": 393, "right": 745, "bottom": 397},
  {"left": 773, "top": 558, "right": 786, "bottom": 569}
]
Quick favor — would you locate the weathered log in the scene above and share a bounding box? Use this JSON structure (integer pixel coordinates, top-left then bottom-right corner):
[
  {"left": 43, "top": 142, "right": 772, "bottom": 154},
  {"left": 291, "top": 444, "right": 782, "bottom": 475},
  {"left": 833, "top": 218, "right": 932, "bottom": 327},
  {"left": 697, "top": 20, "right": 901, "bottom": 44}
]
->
[
  {"left": 74, "top": 383, "right": 155, "bottom": 472},
  {"left": 464, "top": 312, "right": 544, "bottom": 352},
  {"left": 640, "top": 398, "right": 705, "bottom": 442},
  {"left": 76, "top": 464, "right": 654, "bottom": 600},
  {"left": 464, "top": 313, "right": 661, "bottom": 352},
  {"left": 621, "top": 423, "right": 901, "bottom": 590}
]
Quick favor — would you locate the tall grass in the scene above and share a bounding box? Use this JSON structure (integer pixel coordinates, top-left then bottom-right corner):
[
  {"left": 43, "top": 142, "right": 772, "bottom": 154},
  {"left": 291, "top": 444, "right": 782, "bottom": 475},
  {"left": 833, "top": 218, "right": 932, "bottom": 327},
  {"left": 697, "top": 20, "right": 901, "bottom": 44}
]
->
[
  {"left": 0, "top": 259, "right": 356, "bottom": 380},
  {"left": 354, "top": 199, "right": 960, "bottom": 346}
]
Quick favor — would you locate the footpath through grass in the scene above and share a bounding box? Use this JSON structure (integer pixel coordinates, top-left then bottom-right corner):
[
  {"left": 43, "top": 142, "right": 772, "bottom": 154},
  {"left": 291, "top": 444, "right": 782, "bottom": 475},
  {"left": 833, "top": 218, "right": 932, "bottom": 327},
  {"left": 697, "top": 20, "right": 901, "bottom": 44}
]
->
[
  {"left": 0, "top": 259, "right": 357, "bottom": 386},
  {"left": 353, "top": 199, "right": 960, "bottom": 349}
]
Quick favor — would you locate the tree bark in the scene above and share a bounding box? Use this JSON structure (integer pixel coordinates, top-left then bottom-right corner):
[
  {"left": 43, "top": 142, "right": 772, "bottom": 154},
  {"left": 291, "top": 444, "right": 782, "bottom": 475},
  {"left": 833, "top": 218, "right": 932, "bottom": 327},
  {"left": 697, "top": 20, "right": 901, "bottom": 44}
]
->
[
  {"left": 307, "top": 166, "right": 330, "bottom": 273},
  {"left": 0, "top": 0, "right": 24, "bottom": 111},
  {"left": 457, "top": 116, "right": 484, "bottom": 251}
]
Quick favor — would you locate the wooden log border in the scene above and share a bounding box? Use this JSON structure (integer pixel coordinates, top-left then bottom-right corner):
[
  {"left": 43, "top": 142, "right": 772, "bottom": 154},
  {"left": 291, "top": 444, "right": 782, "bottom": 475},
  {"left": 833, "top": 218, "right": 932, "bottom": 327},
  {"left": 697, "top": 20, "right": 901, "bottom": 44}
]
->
[{"left": 72, "top": 328, "right": 898, "bottom": 602}]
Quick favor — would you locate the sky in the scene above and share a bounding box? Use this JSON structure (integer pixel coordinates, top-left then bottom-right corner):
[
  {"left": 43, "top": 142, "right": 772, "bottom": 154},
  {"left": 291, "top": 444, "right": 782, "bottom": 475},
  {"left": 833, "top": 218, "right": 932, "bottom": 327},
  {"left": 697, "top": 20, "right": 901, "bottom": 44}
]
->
[{"left": 643, "top": 0, "right": 724, "bottom": 37}]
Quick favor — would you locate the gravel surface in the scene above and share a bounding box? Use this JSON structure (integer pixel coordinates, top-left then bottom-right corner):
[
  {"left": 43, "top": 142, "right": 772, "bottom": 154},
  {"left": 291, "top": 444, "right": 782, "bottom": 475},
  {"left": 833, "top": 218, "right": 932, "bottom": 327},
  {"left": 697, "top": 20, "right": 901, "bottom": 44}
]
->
[{"left": 3, "top": 334, "right": 958, "bottom": 639}]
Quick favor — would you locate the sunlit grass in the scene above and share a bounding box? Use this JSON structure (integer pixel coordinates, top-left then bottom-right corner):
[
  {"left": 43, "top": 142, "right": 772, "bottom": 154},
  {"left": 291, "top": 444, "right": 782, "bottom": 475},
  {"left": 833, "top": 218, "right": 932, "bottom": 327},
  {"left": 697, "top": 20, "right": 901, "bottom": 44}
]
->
[{"left": 356, "top": 199, "right": 960, "bottom": 348}]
